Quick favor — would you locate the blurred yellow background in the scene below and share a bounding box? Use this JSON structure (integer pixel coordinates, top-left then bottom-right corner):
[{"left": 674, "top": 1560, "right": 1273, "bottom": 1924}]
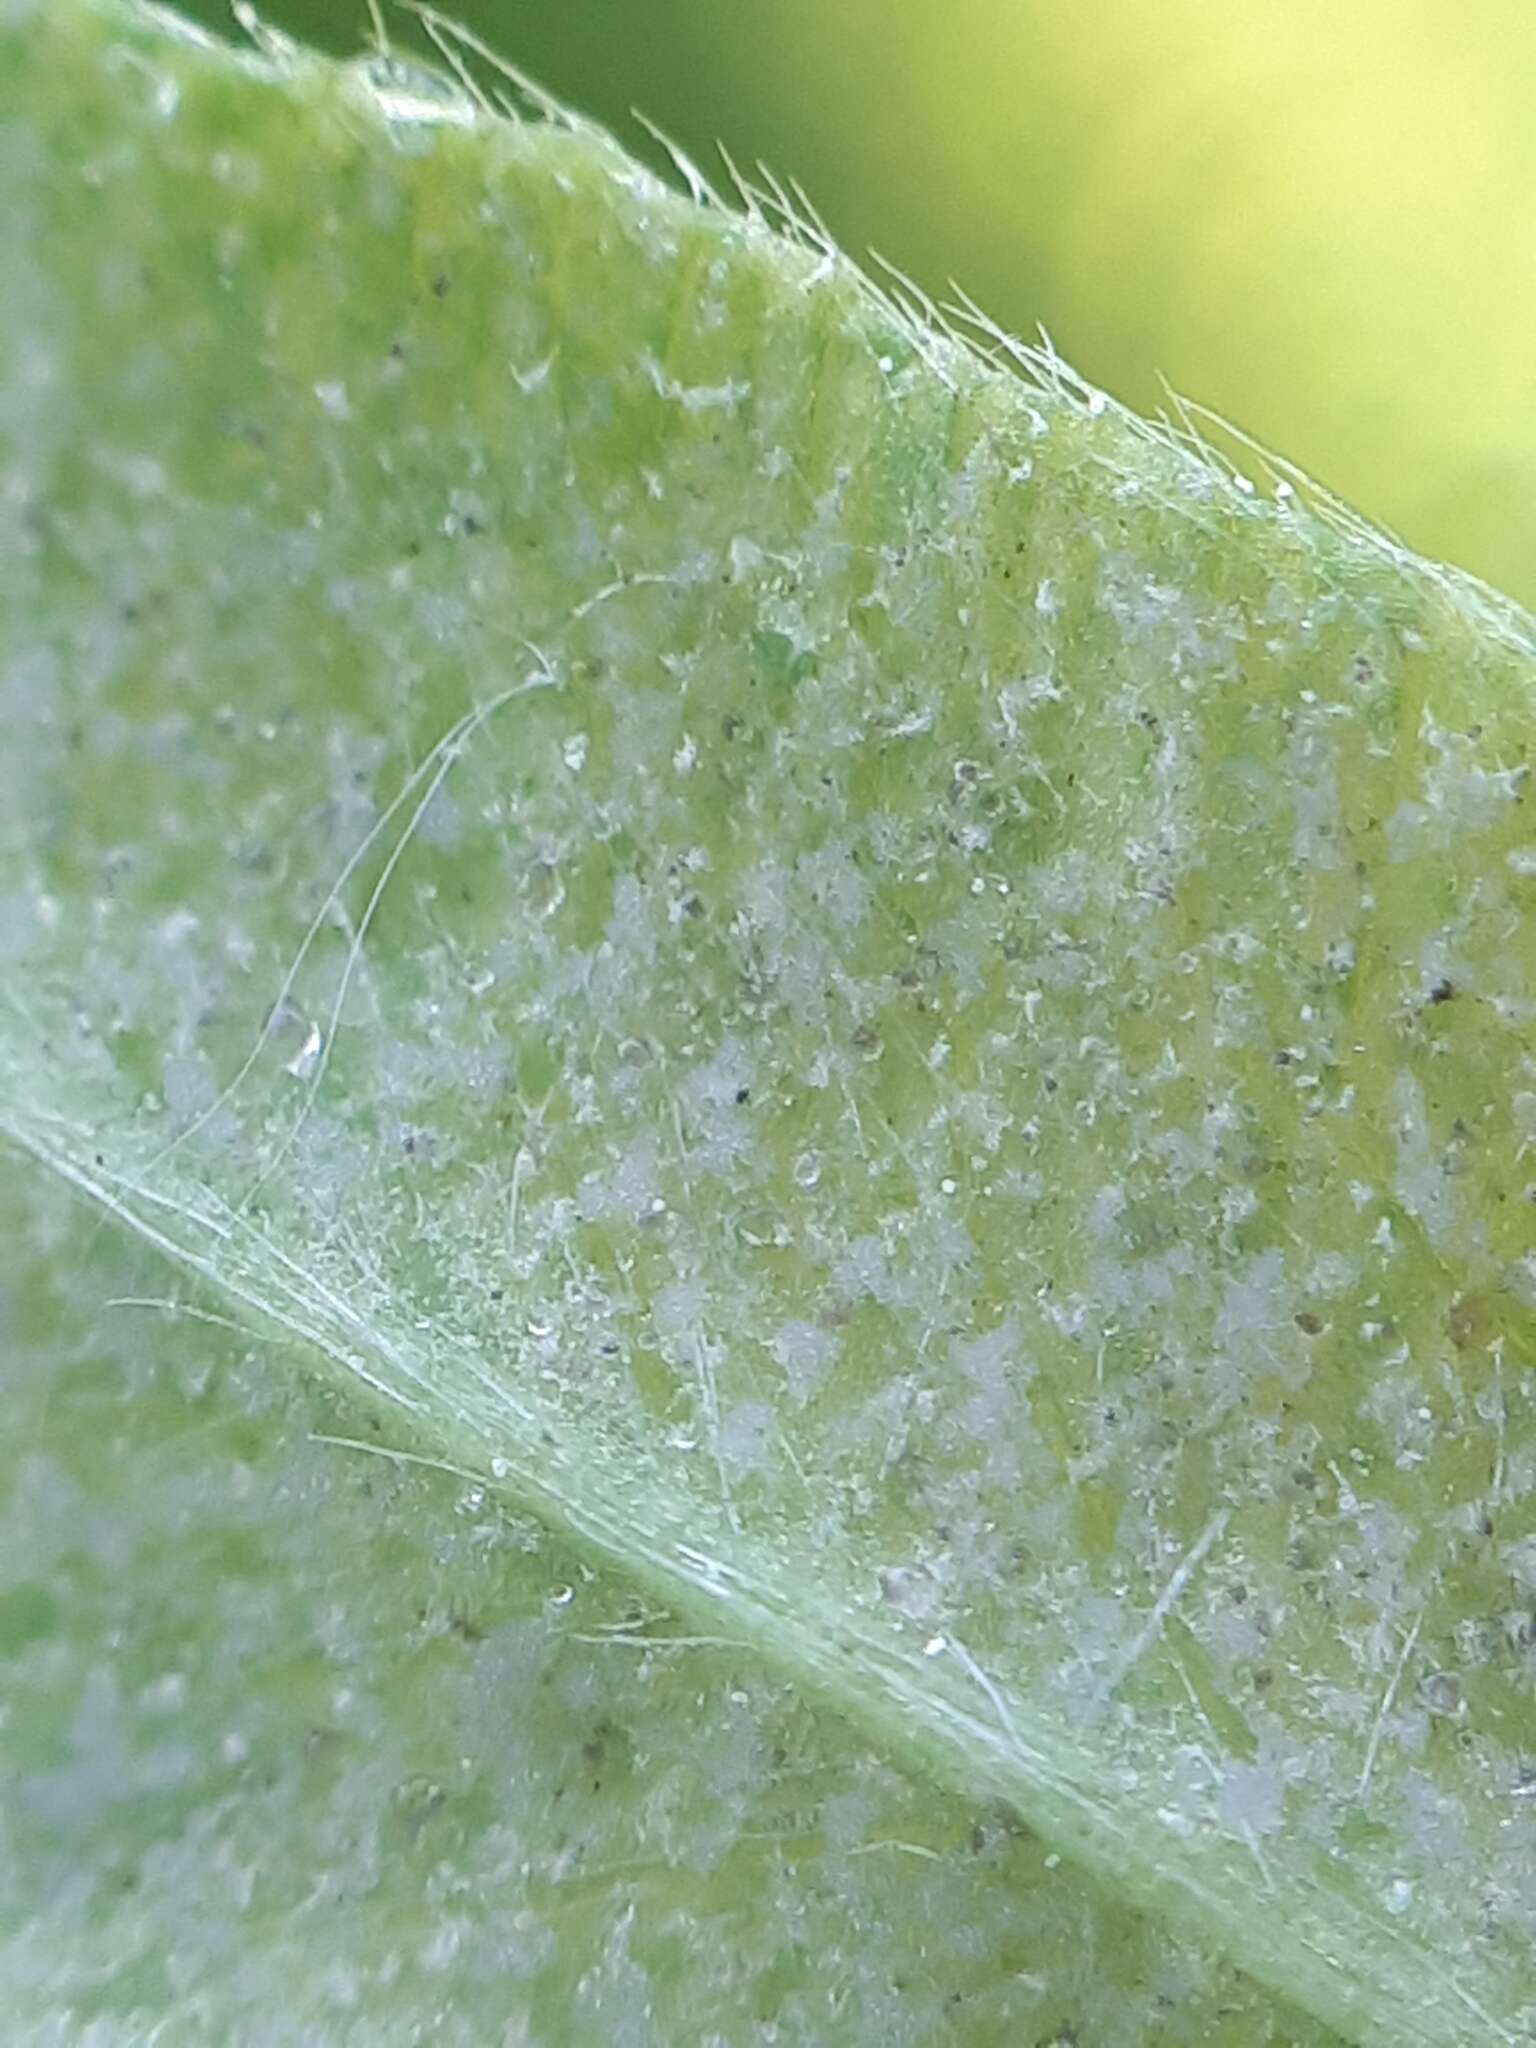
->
[{"left": 189, "top": 0, "right": 1536, "bottom": 608}]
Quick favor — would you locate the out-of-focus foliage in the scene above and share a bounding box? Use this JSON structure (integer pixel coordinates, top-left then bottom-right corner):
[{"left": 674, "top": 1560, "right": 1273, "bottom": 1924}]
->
[{"left": 184, "top": 0, "right": 1536, "bottom": 609}]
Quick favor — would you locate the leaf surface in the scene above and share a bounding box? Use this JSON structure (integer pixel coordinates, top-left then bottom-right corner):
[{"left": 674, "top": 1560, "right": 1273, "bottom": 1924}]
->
[{"left": 3, "top": 5, "right": 1535, "bottom": 2041}]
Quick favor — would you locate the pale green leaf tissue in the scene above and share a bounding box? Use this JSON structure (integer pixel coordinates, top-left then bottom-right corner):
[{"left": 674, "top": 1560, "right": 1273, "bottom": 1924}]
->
[{"left": 3, "top": 4, "right": 1535, "bottom": 2042}]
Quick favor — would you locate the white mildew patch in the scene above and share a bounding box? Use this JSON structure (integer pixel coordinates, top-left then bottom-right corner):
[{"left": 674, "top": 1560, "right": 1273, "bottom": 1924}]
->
[{"left": 4, "top": 5, "right": 1536, "bottom": 2045}]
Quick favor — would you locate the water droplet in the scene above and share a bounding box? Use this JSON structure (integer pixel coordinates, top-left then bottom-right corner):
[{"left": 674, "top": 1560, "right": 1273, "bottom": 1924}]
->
[
  {"left": 1420, "top": 1670, "right": 1465, "bottom": 1719},
  {"left": 285, "top": 1023, "right": 323, "bottom": 1079}
]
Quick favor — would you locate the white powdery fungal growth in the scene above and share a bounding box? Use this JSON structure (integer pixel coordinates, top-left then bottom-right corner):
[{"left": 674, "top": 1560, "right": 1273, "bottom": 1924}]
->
[{"left": 2, "top": 6, "right": 1536, "bottom": 2045}]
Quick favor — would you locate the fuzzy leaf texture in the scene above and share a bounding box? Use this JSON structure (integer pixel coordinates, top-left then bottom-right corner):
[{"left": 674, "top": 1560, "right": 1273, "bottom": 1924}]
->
[{"left": 3, "top": 3, "right": 1536, "bottom": 2042}]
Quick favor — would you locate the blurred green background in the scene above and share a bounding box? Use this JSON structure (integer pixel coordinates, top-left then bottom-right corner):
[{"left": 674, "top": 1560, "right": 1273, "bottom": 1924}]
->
[{"left": 185, "top": 0, "right": 1536, "bottom": 610}]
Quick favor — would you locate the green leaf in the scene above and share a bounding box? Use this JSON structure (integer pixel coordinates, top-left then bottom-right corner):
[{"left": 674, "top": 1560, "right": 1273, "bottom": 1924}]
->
[
  {"left": 3, "top": 4, "right": 1534, "bottom": 2042},
  {"left": 2, "top": 1167, "right": 1323, "bottom": 2046}
]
